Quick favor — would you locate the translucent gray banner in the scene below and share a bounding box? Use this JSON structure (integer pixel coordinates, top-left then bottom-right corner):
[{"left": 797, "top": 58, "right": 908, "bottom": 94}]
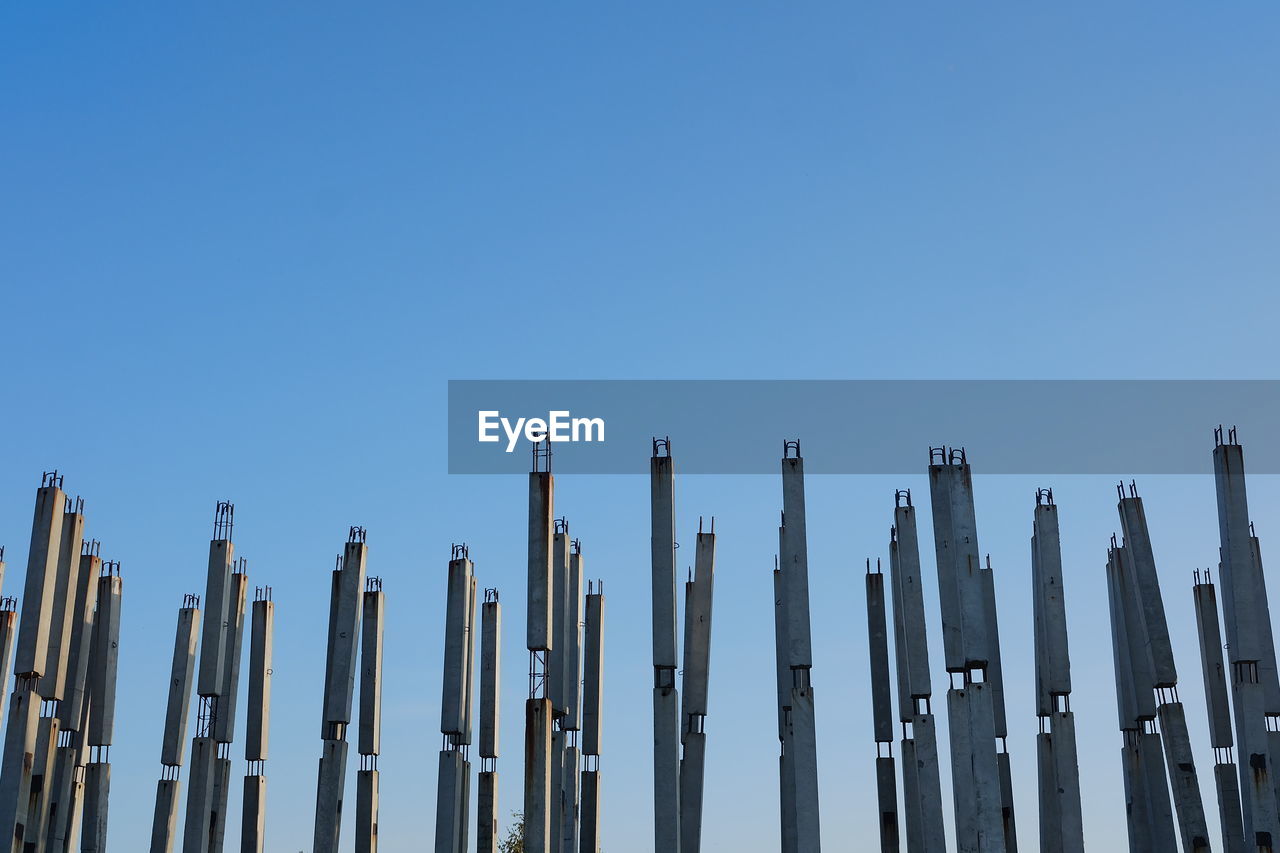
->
[{"left": 447, "top": 380, "right": 1280, "bottom": 474}]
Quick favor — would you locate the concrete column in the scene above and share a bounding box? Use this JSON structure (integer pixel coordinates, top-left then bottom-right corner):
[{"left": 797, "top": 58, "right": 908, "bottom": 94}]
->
[
  {"left": 479, "top": 598, "right": 501, "bottom": 760},
  {"left": 434, "top": 750, "right": 464, "bottom": 853},
  {"left": 213, "top": 573, "right": 247, "bottom": 745},
  {"left": 312, "top": 738, "right": 348, "bottom": 853},
  {"left": 579, "top": 771, "right": 600, "bottom": 853},
  {"left": 865, "top": 565, "right": 896, "bottom": 853},
  {"left": 477, "top": 771, "right": 498, "bottom": 853},
  {"left": 44, "top": 504, "right": 85, "bottom": 702},
  {"left": 61, "top": 551, "right": 101, "bottom": 735},
  {"left": 152, "top": 779, "right": 181, "bottom": 853},
  {"left": 1215, "top": 762, "right": 1248, "bottom": 853},
  {"left": 28, "top": 714, "right": 61, "bottom": 852},
  {"left": 440, "top": 556, "right": 472, "bottom": 732},
  {"left": 772, "top": 568, "right": 796, "bottom": 853},
  {"left": 564, "top": 549, "right": 584, "bottom": 734},
  {"left": 910, "top": 714, "right": 947, "bottom": 852},
  {"left": 1158, "top": 701, "right": 1212, "bottom": 851},
  {"left": 197, "top": 537, "right": 233, "bottom": 699},
  {"left": 240, "top": 776, "right": 265, "bottom": 853},
  {"left": 1117, "top": 493, "right": 1178, "bottom": 686},
  {"left": 947, "top": 684, "right": 1005, "bottom": 853},
  {"left": 359, "top": 587, "right": 384, "bottom": 757},
  {"left": 184, "top": 737, "right": 218, "bottom": 853},
  {"left": 679, "top": 528, "right": 714, "bottom": 853},
  {"left": 88, "top": 571, "right": 122, "bottom": 749},
  {"left": 81, "top": 761, "right": 110, "bottom": 853},
  {"left": 779, "top": 447, "right": 820, "bottom": 852},
  {"left": 0, "top": 606, "right": 16, "bottom": 727},
  {"left": 16, "top": 479, "right": 66, "bottom": 680},
  {"left": 211, "top": 755, "right": 232, "bottom": 852},
  {"left": 551, "top": 529, "right": 570, "bottom": 719},
  {"left": 890, "top": 499, "right": 932, "bottom": 715},
  {"left": 314, "top": 529, "right": 367, "bottom": 853},
  {"left": 162, "top": 604, "right": 199, "bottom": 763},
  {"left": 875, "top": 756, "right": 899, "bottom": 853},
  {"left": 650, "top": 443, "right": 680, "bottom": 853},
  {"left": 355, "top": 769, "right": 378, "bottom": 853},
  {"left": 244, "top": 597, "right": 273, "bottom": 763},
  {"left": 523, "top": 699, "right": 552, "bottom": 853},
  {"left": 561, "top": 745, "right": 581, "bottom": 853},
  {"left": 927, "top": 455, "right": 988, "bottom": 673},
  {"left": 0, "top": 688, "right": 41, "bottom": 848}
]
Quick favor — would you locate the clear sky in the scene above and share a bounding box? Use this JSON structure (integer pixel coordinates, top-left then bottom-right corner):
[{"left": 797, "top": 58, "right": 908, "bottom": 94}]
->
[{"left": 2, "top": 3, "right": 1279, "bottom": 850}]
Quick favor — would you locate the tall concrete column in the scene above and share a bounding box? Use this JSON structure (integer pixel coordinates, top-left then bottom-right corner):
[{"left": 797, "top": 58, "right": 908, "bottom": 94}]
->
[
  {"left": 185, "top": 503, "right": 236, "bottom": 853},
  {"left": 313, "top": 527, "right": 368, "bottom": 853},
  {"left": 580, "top": 586, "right": 604, "bottom": 853},
  {"left": 0, "top": 473, "right": 67, "bottom": 850},
  {"left": 864, "top": 562, "right": 897, "bottom": 853},
  {"left": 1214, "top": 429, "right": 1280, "bottom": 851},
  {"left": 927, "top": 449, "right": 1007, "bottom": 852},
  {"left": 779, "top": 442, "right": 821, "bottom": 852},
  {"left": 772, "top": 566, "right": 796, "bottom": 853},
  {"left": 241, "top": 588, "right": 273, "bottom": 853},
  {"left": 356, "top": 579, "right": 384, "bottom": 853},
  {"left": 1030, "top": 491, "right": 1084, "bottom": 853},
  {"left": 524, "top": 442, "right": 554, "bottom": 853},
  {"left": 1194, "top": 572, "right": 1248, "bottom": 852},
  {"left": 887, "top": 492, "right": 946, "bottom": 853},
  {"left": 559, "top": 542, "right": 584, "bottom": 853},
  {"left": 151, "top": 597, "right": 201, "bottom": 853},
  {"left": 650, "top": 439, "right": 680, "bottom": 853},
  {"left": 1117, "top": 484, "right": 1210, "bottom": 851},
  {"left": 679, "top": 524, "right": 715, "bottom": 853},
  {"left": 549, "top": 525, "right": 570, "bottom": 853},
  {"left": 83, "top": 559, "right": 122, "bottom": 853},
  {"left": 478, "top": 591, "right": 502, "bottom": 853},
  {"left": 436, "top": 547, "right": 475, "bottom": 853}
]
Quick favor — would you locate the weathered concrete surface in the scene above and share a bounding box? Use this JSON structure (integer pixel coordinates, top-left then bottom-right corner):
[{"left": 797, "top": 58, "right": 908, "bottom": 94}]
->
[
  {"left": 245, "top": 600, "right": 273, "bottom": 763},
  {"left": 163, "top": 607, "right": 201, "bottom": 766},
  {"left": 579, "top": 770, "right": 600, "bottom": 853},
  {"left": 523, "top": 698, "right": 552, "bottom": 853},
  {"left": 528, "top": 471, "right": 554, "bottom": 652},
  {"left": 479, "top": 601, "right": 502, "bottom": 759},
  {"left": 152, "top": 777, "right": 181, "bottom": 853},
  {"left": 434, "top": 750, "right": 464, "bottom": 853},
  {"left": 1158, "top": 701, "right": 1211, "bottom": 852},
  {"left": 477, "top": 770, "right": 498, "bottom": 853},
  {"left": 312, "top": 738, "right": 348, "bottom": 853},
  {"left": 81, "top": 762, "right": 110, "bottom": 853},
  {"left": 16, "top": 484, "right": 65, "bottom": 679},
  {"left": 875, "top": 755, "right": 899, "bottom": 853},
  {"left": 241, "top": 774, "right": 266, "bottom": 853},
  {"left": 355, "top": 768, "right": 378, "bottom": 853}
]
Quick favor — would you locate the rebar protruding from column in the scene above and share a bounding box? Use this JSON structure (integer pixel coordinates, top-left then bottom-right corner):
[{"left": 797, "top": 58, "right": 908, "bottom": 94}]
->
[
  {"left": 865, "top": 561, "right": 898, "bottom": 853},
  {"left": 650, "top": 438, "right": 681, "bottom": 853},
  {"left": 313, "top": 526, "right": 368, "bottom": 853},
  {"left": 83, "top": 559, "right": 122, "bottom": 853},
  {"left": 241, "top": 586, "right": 274, "bottom": 853},
  {"left": 580, "top": 585, "right": 605, "bottom": 853},
  {"left": 0, "top": 475, "right": 67, "bottom": 849},
  {"left": 356, "top": 578, "right": 384, "bottom": 853},
  {"left": 927, "top": 448, "right": 1009, "bottom": 852},
  {"left": 436, "top": 548, "right": 476, "bottom": 853},
  {"left": 1213, "top": 428, "right": 1280, "bottom": 850},
  {"left": 1115, "top": 485, "right": 1210, "bottom": 852},
  {"left": 478, "top": 590, "right": 502, "bottom": 853},
  {"left": 888, "top": 492, "right": 946, "bottom": 853},
  {"left": 525, "top": 441, "right": 554, "bottom": 853},
  {"left": 1030, "top": 491, "right": 1084, "bottom": 853},
  {"left": 679, "top": 522, "right": 715, "bottom": 853}
]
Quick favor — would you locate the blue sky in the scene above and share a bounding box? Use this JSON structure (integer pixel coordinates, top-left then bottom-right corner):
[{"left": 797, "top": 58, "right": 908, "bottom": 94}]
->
[{"left": 2, "top": 3, "right": 1279, "bottom": 850}]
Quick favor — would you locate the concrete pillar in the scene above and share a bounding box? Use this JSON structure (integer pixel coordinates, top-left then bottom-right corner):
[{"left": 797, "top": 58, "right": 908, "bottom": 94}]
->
[
  {"left": 61, "top": 551, "right": 101, "bottom": 734},
  {"left": 211, "top": 755, "right": 232, "bottom": 852},
  {"left": 0, "top": 688, "right": 41, "bottom": 847},
  {"left": 213, "top": 573, "right": 247, "bottom": 746},
  {"left": 80, "top": 761, "right": 109, "bottom": 853},
  {"left": 947, "top": 684, "right": 1005, "bottom": 853},
  {"left": 312, "top": 738, "right": 348, "bottom": 853},
  {"left": 649, "top": 443, "right": 680, "bottom": 853},
  {"left": 561, "top": 745, "right": 581, "bottom": 853},
  {"left": 0, "top": 606, "right": 16, "bottom": 727},
  {"left": 772, "top": 567, "right": 796, "bottom": 853},
  {"left": 434, "top": 750, "right": 464, "bottom": 853},
  {"left": 16, "top": 479, "right": 66, "bottom": 680},
  {"left": 890, "top": 498, "right": 932, "bottom": 717},
  {"left": 163, "top": 605, "right": 201, "bottom": 768},
  {"left": 927, "top": 454, "right": 988, "bottom": 673},
  {"left": 908, "top": 714, "right": 947, "bottom": 852},
  {"left": 579, "top": 771, "right": 600, "bottom": 853},
  {"left": 245, "top": 598, "right": 273, "bottom": 764},
  {"left": 240, "top": 776, "right": 265, "bottom": 853},
  {"left": 779, "top": 447, "right": 820, "bottom": 852},
  {"left": 564, "top": 549, "right": 584, "bottom": 735},
  {"left": 184, "top": 737, "right": 218, "bottom": 853},
  {"left": 865, "top": 566, "right": 896, "bottom": 853},
  {"left": 355, "top": 769, "right": 378, "bottom": 853},
  {"left": 875, "top": 756, "right": 898, "bottom": 853},
  {"left": 44, "top": 504, "right": 85, "bottom": 702},
  {"left": 314, "top": 529, "right": 367, "bottom": 853},
  {"left": 152, "top": 779, "right": 181, "bottom": 853},
  {"left": 88, "top": 571, "right": 122, "bottom": 749},
  {"left": 1031, "top": 495, "right": 1083, "bottom": 853},
  {"left": 197, "top": 527, "right": 234, "bottom": 699},
  {"left": 549, "top": 729, "right": 564, "bottom": 853},
  {"left": 479, "top": 597, "right": 501, "bottom": 760},
  {"left": 551, "top": 529, "right": 570, "bottom": 719},
  {"left": 679, "top": 528, "right": 714, "bottom": 853},
  {"left": 28, "top": 714, "right": 61, "bottom": 852},
  {"left": 477, "top": 771, "right": 498, "bottom": 853},
  {"left": 359, "top": 586, "right": 385, "bottom": 757},
  {"left": 1159, "top": 701, "right": 1212, "bottom": 851},
  {"left": 1140, "top": 730, "right": 1179, "bottom": 850},
  {"left": 1215, "top": 762, "right": 1248, "bottom": 853},
  {"left": 441, "top": 556, "right": 472, "bottom": 738},
  {"left": 1117, "top": 493, "right": 1178, "bottom": 686},
  {"left": 523, "top": 699, "right": 552, "bottom": 853}
]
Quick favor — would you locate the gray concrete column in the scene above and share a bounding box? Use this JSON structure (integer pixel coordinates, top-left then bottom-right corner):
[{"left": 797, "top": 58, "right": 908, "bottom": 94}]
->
[{"left": 650, "top": 443, "right": 680, "bottom": 853}]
